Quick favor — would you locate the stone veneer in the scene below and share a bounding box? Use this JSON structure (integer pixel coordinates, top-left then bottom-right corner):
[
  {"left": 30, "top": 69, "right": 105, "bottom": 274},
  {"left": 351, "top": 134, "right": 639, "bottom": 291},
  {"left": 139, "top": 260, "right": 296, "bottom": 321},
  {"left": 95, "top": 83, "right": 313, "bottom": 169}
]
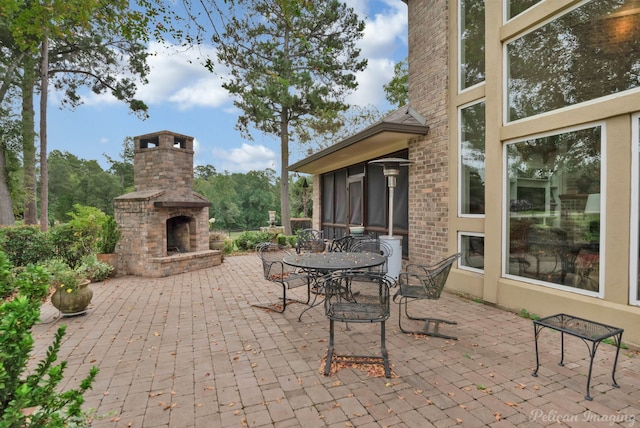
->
[{"left": 114, "top": 130, "right": 221, "bottom": 277}]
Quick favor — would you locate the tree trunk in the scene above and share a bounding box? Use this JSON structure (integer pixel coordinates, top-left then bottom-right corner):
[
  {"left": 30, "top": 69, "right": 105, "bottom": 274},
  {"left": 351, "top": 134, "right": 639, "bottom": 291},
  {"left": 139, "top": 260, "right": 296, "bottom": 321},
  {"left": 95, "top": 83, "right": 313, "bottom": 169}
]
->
[
  {"left": 39, "top": 35, "right": 49, "bottom": 231},
  {"left": 21, "top": 57, "right": 37, "bottom": 225},
  {"left": 0, "top": 143, "right": 15, "bottom": 226},
  {"left": 280, "top": 114, "right": 291, "bottom": 235}
]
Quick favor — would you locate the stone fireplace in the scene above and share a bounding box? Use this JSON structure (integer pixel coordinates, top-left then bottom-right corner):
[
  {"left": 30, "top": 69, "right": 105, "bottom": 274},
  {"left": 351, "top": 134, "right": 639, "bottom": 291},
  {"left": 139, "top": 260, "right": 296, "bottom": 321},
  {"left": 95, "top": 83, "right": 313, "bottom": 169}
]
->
[{"left": 114, "top": 130, "right": 221, "bottom": 277}]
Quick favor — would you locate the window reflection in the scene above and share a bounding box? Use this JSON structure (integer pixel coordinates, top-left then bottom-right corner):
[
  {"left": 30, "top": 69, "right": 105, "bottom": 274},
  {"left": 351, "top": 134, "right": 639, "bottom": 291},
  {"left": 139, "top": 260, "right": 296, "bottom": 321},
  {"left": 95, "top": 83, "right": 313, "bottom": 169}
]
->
[
  {"left": 506, "top": 126, "right": 601, "bottom": 292},
  {"left": 507, "top": 0, "right": 640, "bottom": 121},
  {"left": 460, "top": 0, "right": 485, "bottom": 90},
  {"left": 460, "top": 234, "right": 484, "bottom": 271},
  {"left": 507, "top": 0, "right": 542, "bottom": 20},
  {"left": 460, "top": 101, "right": 485, "bottom": 215}
]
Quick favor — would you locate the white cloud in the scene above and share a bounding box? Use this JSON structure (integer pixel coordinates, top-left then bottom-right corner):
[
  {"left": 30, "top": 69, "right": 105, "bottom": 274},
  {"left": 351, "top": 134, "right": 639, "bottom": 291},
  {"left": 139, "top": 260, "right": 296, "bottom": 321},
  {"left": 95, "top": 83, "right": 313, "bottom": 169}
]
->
[
  {"left": 80, "top": 42, "right": 230, "bottom": 110},
  {"left": 347, "top": 57, "right": 396, "bottom": 107},
  {"left": 136, "top": 42, "right": 230, "bottom": 109},
  {"left": 212, "top": 143, "right": 277, "bottom": 173},
  {"left": 75, "top": 2, "right": 405, "bottom": 113},
  {"left": 358, "top": 1, "right": 408, "bottom": 59},
  {"left": 343, "top": 0, "right": 408, "bottom": 109}
]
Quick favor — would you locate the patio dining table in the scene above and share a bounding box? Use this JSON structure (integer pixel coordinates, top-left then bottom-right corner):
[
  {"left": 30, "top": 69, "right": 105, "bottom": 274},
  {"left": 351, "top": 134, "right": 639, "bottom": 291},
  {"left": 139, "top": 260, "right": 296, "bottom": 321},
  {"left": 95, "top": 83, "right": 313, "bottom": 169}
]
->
[{"left": 283, "top": 251, "right": 386, "bottom": 321}]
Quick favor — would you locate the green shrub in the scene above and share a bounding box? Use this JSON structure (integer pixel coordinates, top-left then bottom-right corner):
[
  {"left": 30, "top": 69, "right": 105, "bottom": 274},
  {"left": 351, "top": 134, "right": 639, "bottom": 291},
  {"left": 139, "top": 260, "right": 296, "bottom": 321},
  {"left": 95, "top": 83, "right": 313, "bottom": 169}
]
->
[
  {"left": 50, "top": 205, "right": 106, "bottom": 268},
  {"left": 0, "top": 251, "right": 15, "bottom": 299},
  {"left": 75, "top": 255, "right": 113, "bottom": 283},
  {"left": 286, "top": 235, "right": 297, "bottom": 248},
  {"left": 49, "top": 224, "right": 89, "bottom": 269},
  {"left": 222, "top": 239, "right": 234, "bottom": 255},
  {"left": 0, "top": 226, "right": 54, "bottom": 267},
  {"left": 234, "top": 231, "right": 274, "bottom": 250},
  {"left": 97, "top": 216, "right": 121, "bottom": 254},
  {"left": 0, "top": 258, "right": 98, "bottom": 427},
  {"left": 14, "top": 265, "right": 51, "bottom": 302},
  {"left": 276, "top": 235, "right": 287, "bottom": 246}
]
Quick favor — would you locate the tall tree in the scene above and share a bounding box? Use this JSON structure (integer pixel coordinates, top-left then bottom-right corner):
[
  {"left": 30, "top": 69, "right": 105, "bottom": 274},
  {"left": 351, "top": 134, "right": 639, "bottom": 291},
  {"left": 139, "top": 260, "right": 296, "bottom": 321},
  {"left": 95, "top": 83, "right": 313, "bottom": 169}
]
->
[
  {"left": 208, "top": 0, "right": 367, "bottom": 234},
  {"left": 104, "top": 137, "right": 135, "bottom": 192},
  {"left": 1, "top": 0, "right": 155, "bottom": 229},
  {"left": 20, "top": 55, "right": 37, "bottom": 224},
  {"left": 0, "top": 109, "right": 22, "bottom": 224},
  {"left": 383, "top": 57, "right": 408, "bottom": 107}
]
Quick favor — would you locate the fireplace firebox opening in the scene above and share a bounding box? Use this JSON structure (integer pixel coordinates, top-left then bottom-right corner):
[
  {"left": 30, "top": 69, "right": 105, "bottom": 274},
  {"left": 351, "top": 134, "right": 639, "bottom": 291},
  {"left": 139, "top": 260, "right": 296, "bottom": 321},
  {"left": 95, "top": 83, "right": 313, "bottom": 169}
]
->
[{"left": 167, "top": 215, "right": 195, "bottom": 254}]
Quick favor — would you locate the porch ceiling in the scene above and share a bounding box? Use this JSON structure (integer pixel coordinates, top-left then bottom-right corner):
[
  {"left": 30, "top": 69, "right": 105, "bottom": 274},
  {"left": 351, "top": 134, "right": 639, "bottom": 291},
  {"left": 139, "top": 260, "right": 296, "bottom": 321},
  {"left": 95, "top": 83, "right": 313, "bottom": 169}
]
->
[{"left": 288, "top": 106, "right": 429, "bottom": 175}]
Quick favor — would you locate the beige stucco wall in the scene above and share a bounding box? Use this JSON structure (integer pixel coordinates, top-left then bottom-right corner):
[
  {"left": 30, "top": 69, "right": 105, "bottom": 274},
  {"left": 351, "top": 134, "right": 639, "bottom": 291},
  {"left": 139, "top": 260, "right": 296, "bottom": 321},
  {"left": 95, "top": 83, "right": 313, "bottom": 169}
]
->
[{"left": 407, "top": 0, "right": 640, "bottom": 345}]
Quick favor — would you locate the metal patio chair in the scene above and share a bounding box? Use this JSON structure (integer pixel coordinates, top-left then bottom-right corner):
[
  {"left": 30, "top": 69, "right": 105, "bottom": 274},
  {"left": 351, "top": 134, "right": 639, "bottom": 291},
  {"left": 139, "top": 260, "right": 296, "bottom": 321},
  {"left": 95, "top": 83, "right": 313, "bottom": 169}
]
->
[
  {"left": 322, "top": 271, "right": 393, "bottom": 378},
  {"left": 394, "top": 253, "right": 462, "bottom": 340},
  {"left": 349, "top": 238, "right": 393, "bottom": 275},
  {"left": 256, "top": 242, "right": 310, "bottom": 313},
  {"left": 327, "top": 235, "right": 354, "bottom": 252},
  {"left": 295, "top": 229, "right": 325, "bottom": 254}
]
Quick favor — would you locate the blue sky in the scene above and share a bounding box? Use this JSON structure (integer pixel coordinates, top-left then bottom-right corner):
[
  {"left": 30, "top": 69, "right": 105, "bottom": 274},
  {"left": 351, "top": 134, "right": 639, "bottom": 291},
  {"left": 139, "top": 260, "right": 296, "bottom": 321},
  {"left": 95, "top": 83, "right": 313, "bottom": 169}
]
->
[{"left": 45, "top": 0, "right": 408, "bottom": 174}]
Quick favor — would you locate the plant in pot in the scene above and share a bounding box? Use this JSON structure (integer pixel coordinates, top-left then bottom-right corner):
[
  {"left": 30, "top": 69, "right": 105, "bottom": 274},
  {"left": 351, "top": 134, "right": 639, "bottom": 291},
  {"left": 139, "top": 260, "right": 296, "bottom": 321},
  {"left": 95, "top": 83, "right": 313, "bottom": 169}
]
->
[
  {"left": 44, "top": 259, "right": 93, "bottom": 316},
  {"left": 96, "top": 215, "right": 121, "bottom": 275},
  {"left": 209, "top": 231, "right": 229, "bottom": 260}
]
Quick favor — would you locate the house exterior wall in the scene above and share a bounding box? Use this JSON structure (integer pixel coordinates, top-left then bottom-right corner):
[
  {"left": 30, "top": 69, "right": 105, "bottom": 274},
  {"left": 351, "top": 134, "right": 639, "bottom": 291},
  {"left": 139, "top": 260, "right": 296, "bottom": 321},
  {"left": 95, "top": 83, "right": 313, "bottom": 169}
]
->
[
  {"left": 406, "top": 0, "right": 452, "bottom": 265},
  {"left": 406, "top": 0, "right": 640, "bottom": 345}
]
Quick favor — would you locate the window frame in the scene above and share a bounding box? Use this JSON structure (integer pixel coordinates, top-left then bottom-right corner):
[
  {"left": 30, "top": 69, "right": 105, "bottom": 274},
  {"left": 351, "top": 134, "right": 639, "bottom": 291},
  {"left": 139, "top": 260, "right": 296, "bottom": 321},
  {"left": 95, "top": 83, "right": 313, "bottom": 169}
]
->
[
  {"left": 501, "top": 122, "right": 606, "bottom": 299},
  {"left": 458, "top": 232, "right": 485, "bottom": 273},
  {"left": 458, "top": 98, "right": 486, "bottom": 218},
  {"left": 631, "top": 113, "right": 640, "bottom": 306},
  {"left": 502, "top": 0, "right": 640, "bottom": 124},
  {"left": 458, "top": 0, "right": 485, "bottom": 93}
]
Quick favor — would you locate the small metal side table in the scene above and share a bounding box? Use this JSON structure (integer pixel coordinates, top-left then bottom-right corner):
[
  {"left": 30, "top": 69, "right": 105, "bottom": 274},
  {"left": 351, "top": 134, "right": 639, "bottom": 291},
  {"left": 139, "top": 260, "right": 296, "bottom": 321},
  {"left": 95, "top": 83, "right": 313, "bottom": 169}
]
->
[{"left": 532, "top": 313, "right": 623, "bottom": 400}]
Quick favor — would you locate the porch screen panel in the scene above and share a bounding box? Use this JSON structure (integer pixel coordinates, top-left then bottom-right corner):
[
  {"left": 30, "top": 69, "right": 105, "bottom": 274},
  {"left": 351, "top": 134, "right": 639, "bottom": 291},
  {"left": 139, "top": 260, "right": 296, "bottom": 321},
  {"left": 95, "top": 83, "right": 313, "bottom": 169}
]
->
[
  {"left": 334, "top": 170, "right": 347, "bottom": 225},
  {"left": 322, "top": 174, "right": 334, "bottom": 224},
  {"left": 367, "top": 164, "right": 386, "bottom": 228},
  {"left": 394, "top": 167, "right": 409, "bottom": 231},
  {"left": 348, "top": 180, "right": 363, "bottom": 225}
]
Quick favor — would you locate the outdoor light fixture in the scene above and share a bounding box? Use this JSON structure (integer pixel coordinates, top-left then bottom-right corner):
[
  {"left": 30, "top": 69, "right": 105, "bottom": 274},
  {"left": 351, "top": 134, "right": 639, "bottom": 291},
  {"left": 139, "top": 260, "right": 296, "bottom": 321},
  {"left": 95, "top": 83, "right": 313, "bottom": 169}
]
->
[
  {"left": 369, "top": 157, "right": 413, "bottom": 280},
  {"left": 369, "top": 157, "right": 413, "bottom": 238}
]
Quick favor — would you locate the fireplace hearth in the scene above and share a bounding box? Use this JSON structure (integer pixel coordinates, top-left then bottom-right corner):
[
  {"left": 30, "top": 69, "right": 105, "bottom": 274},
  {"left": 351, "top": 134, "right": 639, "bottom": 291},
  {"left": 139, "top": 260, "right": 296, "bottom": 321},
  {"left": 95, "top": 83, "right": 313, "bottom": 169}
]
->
[{"left": 114, "top": 130, "right": 221, "bottom": 277}]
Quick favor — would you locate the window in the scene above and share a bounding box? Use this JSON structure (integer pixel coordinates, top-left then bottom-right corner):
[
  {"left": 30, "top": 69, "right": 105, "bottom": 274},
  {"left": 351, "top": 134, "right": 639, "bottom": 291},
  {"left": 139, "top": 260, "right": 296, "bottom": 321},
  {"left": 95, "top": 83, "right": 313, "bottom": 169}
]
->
[
  {"left": 506, "top": 0, "right": 640, "bottom": 122},
  {"left": 460, "top": 100, "right": 486, "bottom": 215},
  {"left": 505, "top": 125, "right": 603, "bottom": 295},
  {"left": 506, "top": 0, "right": 541, "bottom": 21},
  {"left": 459, "top": 0, "right": 485, "bottom": 91},
  {"left": 459, "top": 233, "right": 484, "bottom": 272},
  {"left": 632, "top": 114, "right": 640, "bottom": 305}
]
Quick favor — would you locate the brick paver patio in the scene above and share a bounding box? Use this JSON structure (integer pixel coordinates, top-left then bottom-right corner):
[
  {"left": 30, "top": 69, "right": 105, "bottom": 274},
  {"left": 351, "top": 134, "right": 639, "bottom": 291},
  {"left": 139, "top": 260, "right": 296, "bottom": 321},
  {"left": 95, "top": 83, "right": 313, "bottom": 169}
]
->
[{"left": 31, "top": 253, "right": 640, "bottom": 427}]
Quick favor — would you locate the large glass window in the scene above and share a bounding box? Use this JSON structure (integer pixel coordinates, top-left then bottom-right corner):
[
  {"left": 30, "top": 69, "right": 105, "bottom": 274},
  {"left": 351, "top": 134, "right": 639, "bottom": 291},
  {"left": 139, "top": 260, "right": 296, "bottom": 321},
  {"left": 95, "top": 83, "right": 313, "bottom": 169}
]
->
[
  {"left": 459, "top": 0, "right": 485, "bottom": 90},
  {"left": 507, "top": 0, "right": 640, "bottom": 122},
  {"left": 460, "top": 101, "right": 485, "bottom": 215},
  {"left": 505, "top": 125, "right": 602, "bottom": 294}
]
